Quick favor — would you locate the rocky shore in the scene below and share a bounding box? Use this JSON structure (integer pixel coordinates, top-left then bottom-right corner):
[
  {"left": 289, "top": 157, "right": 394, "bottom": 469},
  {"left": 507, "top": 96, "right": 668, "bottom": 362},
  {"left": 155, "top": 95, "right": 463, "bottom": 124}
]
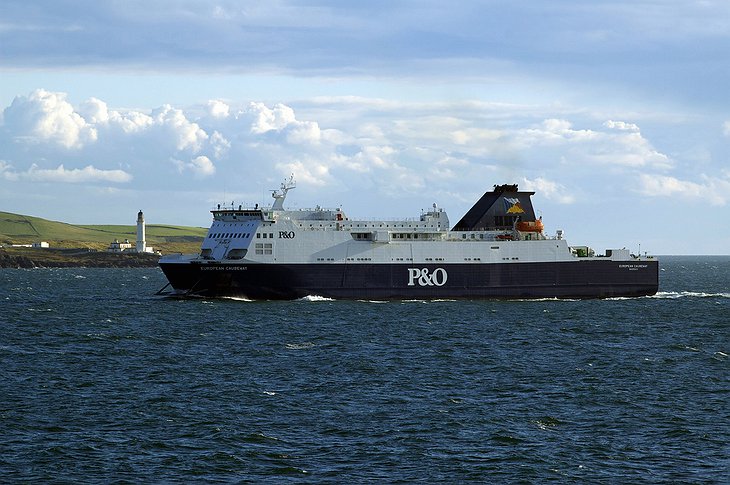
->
[{"left": 0, "top": 248, "right": 162, "bottom": 268}]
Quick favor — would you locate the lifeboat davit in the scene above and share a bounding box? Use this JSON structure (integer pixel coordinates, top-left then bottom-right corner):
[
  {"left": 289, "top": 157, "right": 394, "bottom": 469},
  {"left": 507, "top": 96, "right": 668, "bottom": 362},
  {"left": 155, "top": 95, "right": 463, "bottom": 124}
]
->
[{"left": 516, "top": 219, "right": 544, "bottom": 233}]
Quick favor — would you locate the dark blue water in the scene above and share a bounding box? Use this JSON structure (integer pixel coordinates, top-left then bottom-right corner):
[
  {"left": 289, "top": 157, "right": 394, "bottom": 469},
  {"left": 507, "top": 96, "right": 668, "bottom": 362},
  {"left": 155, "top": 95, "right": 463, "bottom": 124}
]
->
[{"left": 1, "top": 256, "right": 728, "bottom": 483}]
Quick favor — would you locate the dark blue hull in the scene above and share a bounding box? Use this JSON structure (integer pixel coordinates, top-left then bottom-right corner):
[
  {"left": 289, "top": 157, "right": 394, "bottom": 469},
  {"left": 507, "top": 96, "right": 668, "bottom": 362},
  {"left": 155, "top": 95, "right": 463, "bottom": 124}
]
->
[{"left": 158, "top": 260, "right": 659, "bottom": 300}]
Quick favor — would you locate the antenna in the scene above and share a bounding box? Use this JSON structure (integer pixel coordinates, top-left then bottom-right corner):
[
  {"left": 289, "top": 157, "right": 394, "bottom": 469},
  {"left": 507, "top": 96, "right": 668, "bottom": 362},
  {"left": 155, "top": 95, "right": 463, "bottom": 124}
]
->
[{"left": 271, "top": 174, "right": 296, "bottom": 211}]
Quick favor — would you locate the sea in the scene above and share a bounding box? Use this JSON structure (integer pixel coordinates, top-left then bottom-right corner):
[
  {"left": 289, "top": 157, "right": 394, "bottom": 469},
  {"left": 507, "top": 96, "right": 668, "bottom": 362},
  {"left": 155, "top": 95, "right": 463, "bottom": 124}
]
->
[{"left": 1, "top": 256, "right": 728, "bottom": 483}]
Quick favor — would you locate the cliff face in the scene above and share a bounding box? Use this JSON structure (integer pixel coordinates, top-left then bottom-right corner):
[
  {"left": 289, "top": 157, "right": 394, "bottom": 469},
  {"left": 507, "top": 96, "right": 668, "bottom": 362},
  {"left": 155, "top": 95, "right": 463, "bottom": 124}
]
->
[
  {"left": 0, "top": 249, "right": 161, "bottom": 268},
  {"left": 0, "top": 251, "right": 36, "bottom": 268}
]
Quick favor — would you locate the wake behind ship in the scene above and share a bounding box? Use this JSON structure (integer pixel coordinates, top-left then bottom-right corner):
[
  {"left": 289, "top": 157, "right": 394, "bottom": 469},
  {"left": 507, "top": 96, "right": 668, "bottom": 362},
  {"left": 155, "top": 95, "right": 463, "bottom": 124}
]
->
[{"left": 158, "top": 178, "right": 658, "bottom": 300}]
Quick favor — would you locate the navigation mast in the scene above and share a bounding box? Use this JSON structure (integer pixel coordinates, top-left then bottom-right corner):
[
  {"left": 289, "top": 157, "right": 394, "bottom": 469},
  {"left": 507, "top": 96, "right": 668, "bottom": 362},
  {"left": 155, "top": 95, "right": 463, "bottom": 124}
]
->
[{"left": 271, "top": 174, "right": 296, "bottom": 210}]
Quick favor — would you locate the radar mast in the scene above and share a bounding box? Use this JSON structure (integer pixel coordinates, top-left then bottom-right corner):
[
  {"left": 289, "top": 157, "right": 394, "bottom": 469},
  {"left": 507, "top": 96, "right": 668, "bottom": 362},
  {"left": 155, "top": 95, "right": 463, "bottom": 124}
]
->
[{"left": 271, "top": 174, "right": 296, "bottom": 210}]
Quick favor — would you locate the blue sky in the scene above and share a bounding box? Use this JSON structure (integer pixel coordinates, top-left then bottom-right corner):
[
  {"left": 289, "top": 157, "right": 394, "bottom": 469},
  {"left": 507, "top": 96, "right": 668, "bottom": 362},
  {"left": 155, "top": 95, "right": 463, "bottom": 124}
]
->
[{"left": 2, "top": 0, "right": 730, "bottom": 254}]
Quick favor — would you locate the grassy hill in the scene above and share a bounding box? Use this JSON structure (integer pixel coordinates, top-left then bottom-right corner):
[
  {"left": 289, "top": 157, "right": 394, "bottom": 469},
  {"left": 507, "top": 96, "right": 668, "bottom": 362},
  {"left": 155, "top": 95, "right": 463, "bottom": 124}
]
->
[{"left": 0, "top": 211, "right": 206, "bottom": 254}]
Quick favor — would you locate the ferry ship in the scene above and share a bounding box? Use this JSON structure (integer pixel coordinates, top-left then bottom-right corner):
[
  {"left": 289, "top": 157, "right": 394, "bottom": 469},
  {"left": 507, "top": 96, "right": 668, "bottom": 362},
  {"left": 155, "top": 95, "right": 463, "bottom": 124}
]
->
[{"left": 158, "top": 177, "right": 658, "bottom": 299}]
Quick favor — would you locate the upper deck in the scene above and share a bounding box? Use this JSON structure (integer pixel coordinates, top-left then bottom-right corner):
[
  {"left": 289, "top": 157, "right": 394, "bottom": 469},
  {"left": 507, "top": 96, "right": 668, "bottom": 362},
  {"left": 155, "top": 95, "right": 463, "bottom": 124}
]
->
[
  {"left": 186, "top": 177, "right": 653, "bottom": 264},
  {"left": 207, "top": 178, "right": 547, "bottom": 243}
]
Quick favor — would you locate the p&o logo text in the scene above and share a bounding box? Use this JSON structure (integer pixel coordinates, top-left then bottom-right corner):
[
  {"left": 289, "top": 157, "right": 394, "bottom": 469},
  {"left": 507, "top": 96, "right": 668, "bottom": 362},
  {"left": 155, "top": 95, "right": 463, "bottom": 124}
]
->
[{"left": 407, "top": 267, "right": 448, "bottom": 287}]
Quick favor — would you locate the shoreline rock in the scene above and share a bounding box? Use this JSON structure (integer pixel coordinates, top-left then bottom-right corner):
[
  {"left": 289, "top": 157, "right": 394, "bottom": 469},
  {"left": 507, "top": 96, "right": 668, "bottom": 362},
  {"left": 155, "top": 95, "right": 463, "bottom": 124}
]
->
[{"left": 0, "top": 249, "right": 162, "bottom": 268}]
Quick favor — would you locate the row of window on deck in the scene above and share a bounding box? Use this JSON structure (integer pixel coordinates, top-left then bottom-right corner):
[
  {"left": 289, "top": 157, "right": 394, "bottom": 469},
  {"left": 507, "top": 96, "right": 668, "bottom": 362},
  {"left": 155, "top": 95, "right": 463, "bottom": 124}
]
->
[{"left": 208, "top": 232, "right": 275, "bottom": 239}]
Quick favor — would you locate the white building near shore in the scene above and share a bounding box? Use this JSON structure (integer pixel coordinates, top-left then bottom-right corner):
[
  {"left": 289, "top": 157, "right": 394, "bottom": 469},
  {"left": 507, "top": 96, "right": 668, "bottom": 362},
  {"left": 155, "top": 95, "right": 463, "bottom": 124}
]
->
[
  {"left": 108, "top": 239, "right": 133, "bottom": 252},
  {"left": 9, "top": 242, "right": 49, "bottom": 248},
  {"left": 107, "top": 210, "right": 155, "bottom": 253}
]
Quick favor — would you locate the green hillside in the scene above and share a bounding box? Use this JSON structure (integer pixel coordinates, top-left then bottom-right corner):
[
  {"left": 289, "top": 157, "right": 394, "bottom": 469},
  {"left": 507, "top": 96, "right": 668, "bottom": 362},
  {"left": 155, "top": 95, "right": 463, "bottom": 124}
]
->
[{"left": 0, "top": 211, "right": 206, "bottom": 254}]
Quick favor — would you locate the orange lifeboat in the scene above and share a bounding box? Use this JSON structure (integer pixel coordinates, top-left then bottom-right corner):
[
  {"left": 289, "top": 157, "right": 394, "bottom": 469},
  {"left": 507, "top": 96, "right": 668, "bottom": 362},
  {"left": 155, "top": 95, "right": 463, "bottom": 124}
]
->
[{"left": 516, "top": 219, "right": 544, "bottom": 233}]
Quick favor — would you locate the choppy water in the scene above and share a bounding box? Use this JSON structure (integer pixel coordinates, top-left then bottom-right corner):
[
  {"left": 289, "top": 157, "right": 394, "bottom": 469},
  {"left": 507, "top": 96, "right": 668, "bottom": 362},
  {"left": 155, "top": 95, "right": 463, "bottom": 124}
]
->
[{"left": 1, "top": 256, "right": 728, "bottom": 483}]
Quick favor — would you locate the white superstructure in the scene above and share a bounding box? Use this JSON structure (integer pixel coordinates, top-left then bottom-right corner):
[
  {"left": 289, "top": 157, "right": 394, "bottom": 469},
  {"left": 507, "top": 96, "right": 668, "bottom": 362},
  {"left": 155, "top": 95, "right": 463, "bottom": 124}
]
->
[{"left": 192, "top": 177, "right": 628, "bottom": 265}]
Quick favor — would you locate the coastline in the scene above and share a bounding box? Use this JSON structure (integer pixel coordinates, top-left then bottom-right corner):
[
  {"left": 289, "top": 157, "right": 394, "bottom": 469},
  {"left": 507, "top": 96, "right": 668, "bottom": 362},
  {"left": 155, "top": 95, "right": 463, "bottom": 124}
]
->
[{"left": 0, "top": 248, "right": 161, "bottom": 268}]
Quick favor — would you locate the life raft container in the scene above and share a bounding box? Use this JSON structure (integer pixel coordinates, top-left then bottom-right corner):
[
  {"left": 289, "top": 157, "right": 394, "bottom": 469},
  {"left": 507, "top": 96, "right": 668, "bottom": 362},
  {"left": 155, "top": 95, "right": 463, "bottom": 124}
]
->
[{"left": 516, "top": 219, "right": 544, "bottom": 233}]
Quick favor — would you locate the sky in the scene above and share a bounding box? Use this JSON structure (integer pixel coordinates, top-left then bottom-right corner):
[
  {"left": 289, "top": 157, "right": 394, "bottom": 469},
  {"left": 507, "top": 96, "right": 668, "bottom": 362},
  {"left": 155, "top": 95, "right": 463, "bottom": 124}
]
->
[{"left": 2, "top": 0, "right": 730, "bottom": 254}]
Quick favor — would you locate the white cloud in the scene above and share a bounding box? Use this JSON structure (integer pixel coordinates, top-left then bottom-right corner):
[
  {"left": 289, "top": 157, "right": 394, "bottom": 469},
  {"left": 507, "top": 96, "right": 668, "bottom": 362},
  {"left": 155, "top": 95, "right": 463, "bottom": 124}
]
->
[
  {"left": 637, "top": 173, "right": 729, "bottom": 205},
  {"left": 0, "top": 160, "right": 16, "bottom": 180},
  {"left": 152, "top": 104, "right": 208, "bottom": 152},
  {"left": 366, "top": 113, "right": 670, "bottom": 175},
  {"left": 3, "top": 164, "right": 132, "bottom": 183},
  {"left": 604, "top": 120, "right": 640, "bottom": 132},
  {"left": 349, "top": 145, "right": 398, "bottom": 171},
  {"left": 0, "top": 91, "right": 714, "bottom": 234},
  {"left": 0, "top": 90, "right": 218, "bottom": 162},
  {"left": 208, "top": 100, "right": 230, "bottom": 118},
  {"left": 174, "top": 155, "right": 216, "bottom": 177},
  {"left": 0, "top": 93, "right": 681, "bottom": 202},
  {"left": 524, "top": 119, "right": 597, "bottom": 144},
  {"left": 275, "top": 160, "right": 330, "bottom": 186},
  {"left": 190, "top": 155, "right": 216, "bottom": 176},
  {"left": 210, "top": 131, "right": 231, "bottom": 159},
  {"left": 522, "top": 177, "right": 575, "bottom": 204},
  {"left": 250, "top": 102, "right": 297, "bottom": 134},
  {"left": 286, "top": 120, "right": 321, "bottom": 144},
  {"left": 512, "top": 119, "right": 672, "bottom": 169},
  {"left": 78, "top": 97, "right": 110, "bottom": 124},
  {"left": 107, "top": 109, "right": 153, "bottom": 134},
  {"left": 247, "top": 102, "right": 322, "bottom": 144},
  {"left": 3, "top": 89, "right": 97, "bottom": 149},
  {"left": 723, "top": 121, "right": 730, "bottom": 136},
  {"left": 593, "top": 131, "right": 672, "bottom": 169}
]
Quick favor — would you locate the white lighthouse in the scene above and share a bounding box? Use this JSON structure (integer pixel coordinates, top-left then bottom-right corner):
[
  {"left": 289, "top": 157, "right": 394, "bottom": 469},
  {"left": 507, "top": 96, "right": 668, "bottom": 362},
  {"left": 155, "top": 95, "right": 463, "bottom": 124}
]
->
[{"left": 136, "top": 210, "right": 147, "bottom": 253}]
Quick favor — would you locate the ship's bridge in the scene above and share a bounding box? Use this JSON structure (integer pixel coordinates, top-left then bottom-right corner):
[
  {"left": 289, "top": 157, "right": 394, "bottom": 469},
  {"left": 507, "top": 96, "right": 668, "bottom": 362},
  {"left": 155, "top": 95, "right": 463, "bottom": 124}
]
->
[{"left": 211, "top": 204, "right": 265, "bottom": 222}]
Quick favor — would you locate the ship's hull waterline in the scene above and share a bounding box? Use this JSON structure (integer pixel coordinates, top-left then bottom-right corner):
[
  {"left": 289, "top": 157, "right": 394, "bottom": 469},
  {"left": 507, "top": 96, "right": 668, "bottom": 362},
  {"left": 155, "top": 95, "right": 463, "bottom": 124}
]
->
[{"left": 159, "top": 259, "right": 659, "bottom": 300}]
